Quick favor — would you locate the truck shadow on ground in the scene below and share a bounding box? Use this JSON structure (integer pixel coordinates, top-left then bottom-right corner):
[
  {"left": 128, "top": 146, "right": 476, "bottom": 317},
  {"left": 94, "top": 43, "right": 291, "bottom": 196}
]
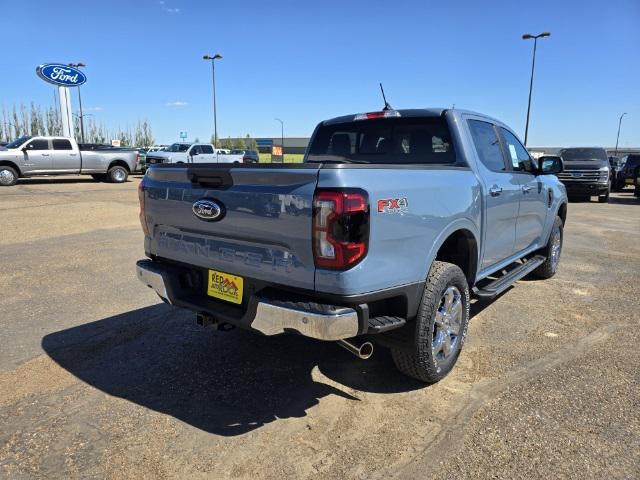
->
[
  {"left": 17, "top": 178, "right": 126, "bottom": 186},
  {"left": 42, "top": 303, "right": 430, "bottom": 437}
]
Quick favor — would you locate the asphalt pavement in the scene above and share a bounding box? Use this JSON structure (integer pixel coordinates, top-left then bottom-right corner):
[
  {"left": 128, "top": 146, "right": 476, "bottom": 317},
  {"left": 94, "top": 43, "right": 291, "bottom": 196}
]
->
[{"left": 0, "top": 176, "right": 638, "bottom": 479}]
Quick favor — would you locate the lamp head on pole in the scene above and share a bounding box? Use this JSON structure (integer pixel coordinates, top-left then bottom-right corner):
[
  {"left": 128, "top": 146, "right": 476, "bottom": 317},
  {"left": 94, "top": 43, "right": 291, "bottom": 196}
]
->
[
  {"left": 522, "top": 32, "right": 551, "bottom": 40},
  {"left": 203, "top": 54, "right": 223, "bottom": 61}
]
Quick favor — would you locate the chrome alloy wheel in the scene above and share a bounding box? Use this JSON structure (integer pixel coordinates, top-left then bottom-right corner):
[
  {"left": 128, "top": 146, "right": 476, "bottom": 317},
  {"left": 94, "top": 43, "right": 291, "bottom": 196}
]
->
[
  {"left": 550, "top": 224, "right": 562, "bottom": 270},
  {"left": 432, "top": 286, "right": 463, "bottom": 361},
  {"left": 0, "top": 168, "right": 16, "bottom": 185}
]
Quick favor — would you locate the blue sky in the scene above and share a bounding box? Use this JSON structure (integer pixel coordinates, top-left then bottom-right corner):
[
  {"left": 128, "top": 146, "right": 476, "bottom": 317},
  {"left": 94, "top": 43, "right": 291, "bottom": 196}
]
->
[{"left": 3, "top": 0, "right": 639, "bottom": 146}]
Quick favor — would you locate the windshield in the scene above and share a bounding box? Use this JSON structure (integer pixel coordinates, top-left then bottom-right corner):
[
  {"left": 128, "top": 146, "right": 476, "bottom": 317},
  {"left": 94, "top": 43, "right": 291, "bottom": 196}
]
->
[
  {"left": 6, "top": 136, "right": 32, "bottom": 149},
  {"left": 560, "top": 148, "right": 608, "bottom": 162},
  {"left": 306, "top": 117, "right": 456, "bottom": 164},
  {"left": 166, "top": 143, "right": 190, "bottom": 152}
]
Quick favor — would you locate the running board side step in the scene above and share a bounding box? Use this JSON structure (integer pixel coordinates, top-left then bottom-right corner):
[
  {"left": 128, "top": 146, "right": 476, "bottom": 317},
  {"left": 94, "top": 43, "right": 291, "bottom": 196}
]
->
[{"left": 472, "top": 255, "right": 546, "bottom": 299}]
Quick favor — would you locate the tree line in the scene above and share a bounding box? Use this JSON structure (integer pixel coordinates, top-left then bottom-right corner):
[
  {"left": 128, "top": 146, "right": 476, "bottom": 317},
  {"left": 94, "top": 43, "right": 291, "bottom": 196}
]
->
[
  {"left": 215, "top": 134, "right": 259, "bottom": 151},
  {"left": 0, "top": 103, "right": 155, "bottom": 147}
]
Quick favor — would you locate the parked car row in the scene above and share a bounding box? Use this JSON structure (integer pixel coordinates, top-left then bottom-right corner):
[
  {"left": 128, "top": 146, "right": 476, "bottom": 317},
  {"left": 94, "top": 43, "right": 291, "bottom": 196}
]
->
[{"left": 144, "top": 143, "right": 258, "bottom": 169}]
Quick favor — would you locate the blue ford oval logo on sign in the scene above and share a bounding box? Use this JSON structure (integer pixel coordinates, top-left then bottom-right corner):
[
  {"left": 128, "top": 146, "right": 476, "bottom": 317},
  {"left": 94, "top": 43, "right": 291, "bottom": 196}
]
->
[
  {"left": 36, "top": 63, "right": 86, "bottom": 87},
  {"left": 192, "top": 199, "right": 225, "bottom": 222}
]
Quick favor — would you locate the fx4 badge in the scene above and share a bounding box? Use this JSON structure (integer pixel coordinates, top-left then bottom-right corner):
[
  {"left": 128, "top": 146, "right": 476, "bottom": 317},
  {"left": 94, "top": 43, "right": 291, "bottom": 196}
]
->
[{"left": 377, "top": 198, "right": 409, "bottom": 214}]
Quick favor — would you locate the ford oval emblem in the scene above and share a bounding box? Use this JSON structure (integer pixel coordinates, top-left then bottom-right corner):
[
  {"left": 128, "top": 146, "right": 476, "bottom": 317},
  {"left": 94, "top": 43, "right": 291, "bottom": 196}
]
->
[
  {"left": 36, "top": 63, "right": 87, "bottom": 87},
  {"left": 192, "top": 199, "right": 225, "bottom": 222}
]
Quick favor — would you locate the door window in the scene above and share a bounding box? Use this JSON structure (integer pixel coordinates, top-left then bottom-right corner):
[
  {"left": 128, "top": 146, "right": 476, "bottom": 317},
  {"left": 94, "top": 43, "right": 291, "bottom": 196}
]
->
[
  {"left": 200, "top": 145, "right": 214, "bottom": 154},
  {"left": 25, "top": 139, "right": 49, "bottom": 150},
  {"left": 499, "top": 128, "right": 536, "bottom": 173},
  {"left": 52, "top": 139, "right": 73, "bottom": 150},
  {"left": 467, "top": 120, "right": 506, "bottom": 171},
  {"left": 190, "top": 145, "right": 202, "bottom": 155}
]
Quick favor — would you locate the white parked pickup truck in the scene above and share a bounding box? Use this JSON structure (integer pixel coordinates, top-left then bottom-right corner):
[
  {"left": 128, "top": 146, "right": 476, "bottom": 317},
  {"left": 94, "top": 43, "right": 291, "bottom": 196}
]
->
[{"left": 145, "top": 143, "right": 244, "bottom": 166}]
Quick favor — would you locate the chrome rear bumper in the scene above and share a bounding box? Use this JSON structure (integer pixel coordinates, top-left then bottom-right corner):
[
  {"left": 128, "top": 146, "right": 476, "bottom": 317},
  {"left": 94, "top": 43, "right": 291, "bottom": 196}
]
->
[{"left": 135, "top": 260, "right": 359, "bottom": 341}]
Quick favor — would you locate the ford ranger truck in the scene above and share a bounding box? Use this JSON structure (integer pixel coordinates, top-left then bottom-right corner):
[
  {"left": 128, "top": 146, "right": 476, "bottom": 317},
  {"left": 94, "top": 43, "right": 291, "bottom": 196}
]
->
[
  {"left": 0, "top": 136, "right": 139, "bottom": 186},
  {"left": 136, "top": 108, "right": 568, "bottom": 383}
]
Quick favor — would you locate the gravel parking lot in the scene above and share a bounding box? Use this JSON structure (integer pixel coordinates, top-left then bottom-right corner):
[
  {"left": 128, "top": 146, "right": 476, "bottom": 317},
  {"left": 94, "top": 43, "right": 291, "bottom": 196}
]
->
[{"left": 1, "top": 176, "right": 638, "bottom": 479}]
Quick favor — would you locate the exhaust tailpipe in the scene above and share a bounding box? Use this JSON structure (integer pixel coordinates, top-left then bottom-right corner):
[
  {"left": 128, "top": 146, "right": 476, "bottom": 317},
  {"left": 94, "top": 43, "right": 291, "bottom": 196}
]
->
[{"left": 337, "top": 339, "right": 374, "bottom": 360}]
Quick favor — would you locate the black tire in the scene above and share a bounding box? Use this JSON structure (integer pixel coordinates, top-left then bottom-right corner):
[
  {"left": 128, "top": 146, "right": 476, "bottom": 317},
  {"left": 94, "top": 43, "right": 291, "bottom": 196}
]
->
[
  {"left": 107, "top": 165, "right": 128, "bottom": 183},
  {"left": 598, "top": 188, "right": 610, "bottom": 203},
  {"left": 391, "top": 261, "right": 470, "bottom": 384},
  {"left": 532, "top": 216, "right": 563, "bottom": 279},
  {"left": 91, "top": 174, "right": 106, "bottom": 182},
  {"left": 0, "top": 165, "right": 18, "bottom": 186}
]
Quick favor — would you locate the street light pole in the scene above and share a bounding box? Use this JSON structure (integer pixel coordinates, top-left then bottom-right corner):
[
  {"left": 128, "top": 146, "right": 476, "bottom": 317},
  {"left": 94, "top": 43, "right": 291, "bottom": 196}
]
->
[
  {"left": 522, "top": 32, "right": 550, "bottom": 146},
  {"left": 203, "top": 53, "right": 222, "bottom": 147},
  {"left": 68, "top": 63, "right": 86, "bottom": 143},
  {"left": 614, "top": 112, "right": 627, "bottom": 157},
  {"left": 275, "top": 118, "right": 284, "bottom": 161}
]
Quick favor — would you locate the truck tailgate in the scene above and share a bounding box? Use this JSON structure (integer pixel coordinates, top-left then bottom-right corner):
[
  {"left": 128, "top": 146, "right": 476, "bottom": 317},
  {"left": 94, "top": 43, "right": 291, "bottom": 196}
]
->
[{"left": 143, "top": 165, "right": 320, "bottom": 289}]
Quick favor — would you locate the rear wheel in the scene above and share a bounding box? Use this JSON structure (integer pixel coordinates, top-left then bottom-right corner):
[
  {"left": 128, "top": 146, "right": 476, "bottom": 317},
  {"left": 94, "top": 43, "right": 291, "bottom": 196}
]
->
[
  {"left": 532, "top": 216, "right": 563, "bottom": 279},
  {"left": 0, "top": 166, "right": 18, "bottom": 186},
  {"left": 391, "top": 261, "right": 470, "bottom": 383},
  {"left": 107, "top": 165, "right": 128, "bottom": 183}
]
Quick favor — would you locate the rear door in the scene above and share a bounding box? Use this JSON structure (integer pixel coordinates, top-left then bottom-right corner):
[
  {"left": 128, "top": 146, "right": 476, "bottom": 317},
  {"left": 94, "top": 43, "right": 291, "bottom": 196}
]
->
[
  {"left": 199, "top": 144, "right": 217, "bottom": 162},
  {"left": 143, "top": 165, "right": 320, "bottom": 289},
  {"left": 21, "top": 138, "right": 52, "bottom": 173},
  {"left": 466, "top": 118, "right": 521, "bottom": 270},
  {"left": 498, "top": 127, "right": 547, "bottom": 252},
  {"left": 51, "top": 138, "right": 81, "bottom": 172}
]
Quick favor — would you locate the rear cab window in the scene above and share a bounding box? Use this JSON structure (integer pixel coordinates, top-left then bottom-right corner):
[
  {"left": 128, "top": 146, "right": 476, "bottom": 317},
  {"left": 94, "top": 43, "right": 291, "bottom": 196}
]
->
[
  {"left": 52, "top": 139, "right": 73, "bottom": 150},
  {"left": 306, "top": 116, "right": 456, "bottom": 164}
]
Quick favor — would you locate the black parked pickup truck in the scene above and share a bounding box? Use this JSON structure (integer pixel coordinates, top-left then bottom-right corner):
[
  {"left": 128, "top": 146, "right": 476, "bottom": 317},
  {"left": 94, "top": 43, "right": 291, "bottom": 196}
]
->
[{"left": 556, "top": 147, "right": 611, "bottom": 203}]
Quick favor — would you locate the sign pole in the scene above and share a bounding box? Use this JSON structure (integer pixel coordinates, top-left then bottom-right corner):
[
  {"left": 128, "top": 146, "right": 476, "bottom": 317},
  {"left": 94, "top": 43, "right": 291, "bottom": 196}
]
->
[{"left": 58, "top": 86, "right": 74, "bottom": 138}]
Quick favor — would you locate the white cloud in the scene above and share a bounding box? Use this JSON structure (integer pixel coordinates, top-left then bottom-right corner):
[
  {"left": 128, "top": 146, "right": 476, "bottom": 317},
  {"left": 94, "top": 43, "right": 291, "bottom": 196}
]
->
[
  {"left": 159, "top": 1, "right": 180, "bottom": 13},
  {"left": 166, "top": 101, "right": 188, "bottom": 107}
]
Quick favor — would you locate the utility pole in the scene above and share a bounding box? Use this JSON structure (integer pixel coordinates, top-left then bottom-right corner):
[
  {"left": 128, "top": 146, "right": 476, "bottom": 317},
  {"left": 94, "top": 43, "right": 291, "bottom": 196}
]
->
[
  {"left": 68, "top": 63, "right": 86, "bottom": 143},
  {"left": 203, "top": 53, "right": 222, "bottom": 146},
  {"left": 522, "top": 32, "right": 551, "bottom": 146},
  {"left": 614, "top": 112, "right": 627, "bottom": 156}
]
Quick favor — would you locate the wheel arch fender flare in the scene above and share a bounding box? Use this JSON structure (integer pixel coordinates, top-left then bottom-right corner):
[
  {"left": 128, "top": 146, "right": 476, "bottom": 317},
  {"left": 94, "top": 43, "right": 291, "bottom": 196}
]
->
[
  {"left": 108, "top": 159, "right": 131, "bottom": 172},
  {"left": 0, "top": 160, "right": 22, "bottom": 176},
  {"left": 422, "top": 218, "right": 481, "bottom": 285}
]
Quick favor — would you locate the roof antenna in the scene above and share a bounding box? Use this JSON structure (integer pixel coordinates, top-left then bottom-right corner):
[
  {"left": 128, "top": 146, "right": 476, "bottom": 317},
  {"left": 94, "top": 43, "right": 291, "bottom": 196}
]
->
[{"left": 380, "top": 83, "right": 392, "bottom": 111}]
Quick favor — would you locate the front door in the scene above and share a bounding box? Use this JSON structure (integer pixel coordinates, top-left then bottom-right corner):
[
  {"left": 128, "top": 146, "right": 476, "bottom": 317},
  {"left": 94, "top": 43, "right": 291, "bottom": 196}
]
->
[
  {"left": 498, "top": 128, "right": 547, "bottom": 252},
  {"left": 51, "top": 138, "right": 81, "bottom": 172},
  {"left": 21, "top": 138, "right": 52, "bottom": 173},
  {"left": 466, "top": 118, "right": 521, "bottom": 270}
]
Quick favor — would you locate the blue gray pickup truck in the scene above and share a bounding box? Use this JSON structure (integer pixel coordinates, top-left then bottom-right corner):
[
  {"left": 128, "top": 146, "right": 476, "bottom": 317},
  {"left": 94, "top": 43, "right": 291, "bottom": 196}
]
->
[{"left": 136, "top": 108, "right": 568, "bottom": 383}]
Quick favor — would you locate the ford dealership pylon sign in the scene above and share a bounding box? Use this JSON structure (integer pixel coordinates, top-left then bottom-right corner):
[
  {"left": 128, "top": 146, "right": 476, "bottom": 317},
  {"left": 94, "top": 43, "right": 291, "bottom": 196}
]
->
[{"left": 36, "top": 63, "right": 86, "bottom": 87}]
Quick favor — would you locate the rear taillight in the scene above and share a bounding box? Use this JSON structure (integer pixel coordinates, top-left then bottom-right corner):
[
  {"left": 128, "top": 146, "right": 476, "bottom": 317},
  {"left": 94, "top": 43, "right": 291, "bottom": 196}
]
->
[
  {"left": 138, "top": 178, "right": 149, "bottom": 236},
  {"left": 313, "top": 189, "right": 369, "bottom": 269}
]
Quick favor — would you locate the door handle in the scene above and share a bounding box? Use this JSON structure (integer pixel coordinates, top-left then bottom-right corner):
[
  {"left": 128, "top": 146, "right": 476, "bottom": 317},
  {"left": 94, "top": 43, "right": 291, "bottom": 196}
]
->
[
  {"left": 521, "top": 185, "right": 532, "bottom": 193},
  {"left": 489, "top": 185, "right": 503, "bottom": 197},
  {"left": 70, "top": 153, "right": 78, "bottom": 156},
  {"left": 41, "top": 153, "right": 50, "bottom": 156}
]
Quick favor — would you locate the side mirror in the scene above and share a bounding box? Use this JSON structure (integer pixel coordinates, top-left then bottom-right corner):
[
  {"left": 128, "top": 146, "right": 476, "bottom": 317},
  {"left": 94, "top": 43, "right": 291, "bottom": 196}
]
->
[
  {"left": 539, "top": 155, "right": 563, "bottom": 175},
  {"left": 21, "top": 147, "right": 28, "bottom": 152}
]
